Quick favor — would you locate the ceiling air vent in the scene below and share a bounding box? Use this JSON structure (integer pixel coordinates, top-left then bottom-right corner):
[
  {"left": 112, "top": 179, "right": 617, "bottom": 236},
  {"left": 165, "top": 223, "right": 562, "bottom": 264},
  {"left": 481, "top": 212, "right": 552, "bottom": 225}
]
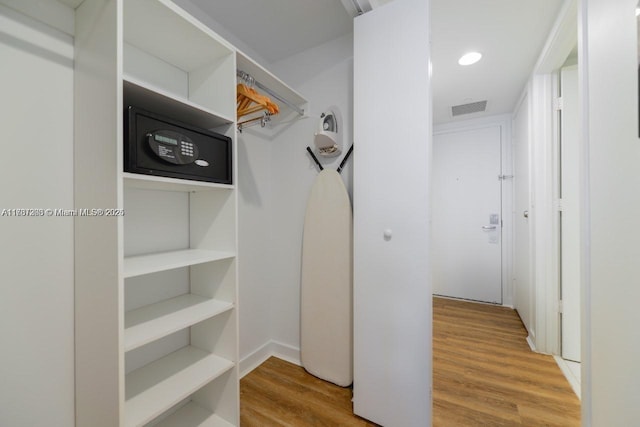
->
[{"left": 451, "top": 100, "right": 487, "bottom": 117}]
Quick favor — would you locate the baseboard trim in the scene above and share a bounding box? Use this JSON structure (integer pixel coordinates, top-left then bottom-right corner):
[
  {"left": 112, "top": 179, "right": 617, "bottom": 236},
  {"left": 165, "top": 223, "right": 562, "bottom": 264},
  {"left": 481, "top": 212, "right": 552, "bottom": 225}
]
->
[
  {"left": 526, "top": 335, "right": 536, "bottom": 352},
  {"left": 239, "top": 341, "right": 273, "bottom": 378},
  {"left": 270, "top": 340, "right": 302, "bottom": 366},
  {"left": 554, "top": 355, "right": 581, "bottom": 400},
  {"left": 239, "top": 340, "right": 301, "bottom": 378}
]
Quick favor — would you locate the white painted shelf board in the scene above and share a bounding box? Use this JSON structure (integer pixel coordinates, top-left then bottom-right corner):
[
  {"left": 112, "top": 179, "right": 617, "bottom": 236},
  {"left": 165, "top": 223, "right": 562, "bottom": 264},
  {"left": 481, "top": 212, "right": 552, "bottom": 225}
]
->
[
  {"left": 236, "top": 51, "right": 308, "bottom": 128},
  {"left": 124, "top": 249, "right": 235, "bottom": 278},
  {"left": 123, "top": 172, "right": 234, "bottom": 193},
  {"left": 153, "top": 402, "right": 234, "bottom": 427},
  {"left": 125, "top": 346, "right": 234, "bottom": 427},
  {"left": 123, "top": 78, "right": 234, "bottom": 130},
  {"left": 124, "top": 295, "right": 234, "bottom": 352},
  {"left": 123, "top": 0, "right": 232, "bottom": 73},
  {"left": 236, "top": 51, "right": 307, "bottom": 108}
]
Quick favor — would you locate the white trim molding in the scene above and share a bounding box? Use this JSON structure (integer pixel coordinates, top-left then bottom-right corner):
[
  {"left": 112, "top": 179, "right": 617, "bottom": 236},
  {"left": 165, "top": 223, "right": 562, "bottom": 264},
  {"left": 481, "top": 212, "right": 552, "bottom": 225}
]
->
[
  {"left": 239, "top": 340, "right": 302, "bottom": 378},
  {"left": 529, "top": 72, "right": 560, "bottom": 355},
  {"left": 523, "top": 0, "right": 578, "bottom": 356}
]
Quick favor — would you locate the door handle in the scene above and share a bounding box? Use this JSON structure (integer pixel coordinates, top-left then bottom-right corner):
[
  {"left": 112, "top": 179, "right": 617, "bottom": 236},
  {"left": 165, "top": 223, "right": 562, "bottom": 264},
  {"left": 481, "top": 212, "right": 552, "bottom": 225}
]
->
[
  {"left": 523, "top": 210, "right": 529, "bottom": 218},
  {"left": 482, "top": 225, "right": 497, "bottom": 230}
]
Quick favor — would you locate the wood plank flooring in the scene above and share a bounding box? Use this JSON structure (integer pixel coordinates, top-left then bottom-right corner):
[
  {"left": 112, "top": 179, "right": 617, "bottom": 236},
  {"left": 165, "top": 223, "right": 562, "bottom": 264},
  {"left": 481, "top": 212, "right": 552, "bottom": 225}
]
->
[
  {"left": 240, "top": 297, "right": 580, "bottom": 426},
  {"left": 433, "top": 297, "right": 580, "bottom": 426},
  {"left": 240, "top": 356, "right": 376, "bottom": 426}
]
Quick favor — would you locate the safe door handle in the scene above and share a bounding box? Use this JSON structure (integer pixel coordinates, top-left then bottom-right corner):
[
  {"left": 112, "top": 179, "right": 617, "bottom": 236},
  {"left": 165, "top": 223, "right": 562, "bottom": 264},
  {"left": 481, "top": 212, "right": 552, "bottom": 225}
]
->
[{"left": 482, "top": 225, "right": 497, "bottom": 230}]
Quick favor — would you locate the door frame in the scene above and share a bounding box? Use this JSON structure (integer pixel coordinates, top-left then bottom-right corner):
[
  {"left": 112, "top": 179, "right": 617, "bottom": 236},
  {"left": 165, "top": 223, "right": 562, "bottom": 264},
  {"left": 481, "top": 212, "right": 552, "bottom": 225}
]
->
[
  {"left": 511, "top": 93, "right": 535, "bottom": 337},
  {"left": 433, "top": 115, "right": 513, "bottom": 306},
  {"left": 519, "top": 0, "right": 577, "bottom": 356},
  {"left": 523, "top": 0, "right": 594, "bottom": 415},
  {"left": 558, "top": 63, "right": 581, "bottom": 362}
]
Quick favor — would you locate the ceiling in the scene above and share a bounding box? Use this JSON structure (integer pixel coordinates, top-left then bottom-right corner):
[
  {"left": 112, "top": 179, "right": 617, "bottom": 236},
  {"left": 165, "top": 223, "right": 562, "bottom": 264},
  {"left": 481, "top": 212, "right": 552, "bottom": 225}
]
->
[
  {"left": 189, "top": 0, "right": 353, "bottom": 64},
  {"left": 57, "top": 0, "right": 84, "bottom": 8},
  {"left": 78, "top": 0, "right": 561, "bottom": 125},
  {"left": 430, "top": 0, "right": 564, "bottom": 124},
  {"left": 194, "top": 0, "right": 565, "bottom": 125}
]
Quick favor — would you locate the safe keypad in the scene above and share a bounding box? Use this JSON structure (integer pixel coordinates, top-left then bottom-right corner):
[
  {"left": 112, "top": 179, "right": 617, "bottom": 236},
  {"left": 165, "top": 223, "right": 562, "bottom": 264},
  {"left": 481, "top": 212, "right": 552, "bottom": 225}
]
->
[{"left": 181, "top": 141, "right": 194, "bottom": 157}]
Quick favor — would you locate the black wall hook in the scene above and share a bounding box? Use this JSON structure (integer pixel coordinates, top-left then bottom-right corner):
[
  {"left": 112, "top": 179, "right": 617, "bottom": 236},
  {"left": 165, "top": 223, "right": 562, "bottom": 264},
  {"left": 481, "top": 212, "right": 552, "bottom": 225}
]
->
[
  {"left": 306, "top": 144, "right": 354, "bottom": 174},
  {"left": 336, "top": 144, "right": 353, "bottom": 175},
  {"left": 306, "top": 146, "right": 324, "bottom": 171}
]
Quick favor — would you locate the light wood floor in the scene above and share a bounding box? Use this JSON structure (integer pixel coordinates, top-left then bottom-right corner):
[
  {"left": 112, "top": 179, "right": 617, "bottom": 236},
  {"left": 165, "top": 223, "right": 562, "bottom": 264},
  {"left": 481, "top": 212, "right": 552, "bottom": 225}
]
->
[
  {"left": 240, "top": 356, "right": 376, "bottom": 426},
  {"left": 433, "top": 297, "right": 580, "bottom": 426},
  {"left": 240, "top": 297, "right": 580, "bottom": 426}
]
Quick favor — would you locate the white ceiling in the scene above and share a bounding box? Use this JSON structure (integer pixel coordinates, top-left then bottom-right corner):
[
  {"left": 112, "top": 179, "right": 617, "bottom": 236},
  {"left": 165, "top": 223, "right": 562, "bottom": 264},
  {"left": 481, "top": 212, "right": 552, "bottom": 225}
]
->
[
  {"left": 118, "top": 0, "right": 564, "bottom": 125},
  {"left": 189, "top": 0, "right": 353, "bottom": 63},
  {"left": 57, "top": 0, "right": 84, "bottom": 8},
  {"left": 431, "top": 0, "right": 564, "bottom": 124}
]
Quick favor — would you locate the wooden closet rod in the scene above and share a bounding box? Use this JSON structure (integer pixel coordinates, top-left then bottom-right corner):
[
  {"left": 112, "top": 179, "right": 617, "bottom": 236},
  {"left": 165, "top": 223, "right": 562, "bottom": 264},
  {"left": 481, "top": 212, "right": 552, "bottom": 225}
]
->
[{"left": 237, "top": 70, "right": 305, "bottom": 117}]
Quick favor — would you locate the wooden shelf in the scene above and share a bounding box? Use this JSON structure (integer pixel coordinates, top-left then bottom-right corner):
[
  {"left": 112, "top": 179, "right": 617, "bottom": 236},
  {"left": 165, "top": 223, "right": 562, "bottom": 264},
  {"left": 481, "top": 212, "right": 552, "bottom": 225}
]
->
[
  {"left": 124, "top": 294, "right": 233, "bottom": 352},
  {"left": 124, "top": 249, "right": 235, "bottom": 278},
  {"left": 153, "top": 402, "right": 235, "bottom": 427},
  {"left": 123, "top": 172, "right": 234, "bottom": 193},
  {"left": 125, "top": 346, "right": 234, "bottom": 427}
]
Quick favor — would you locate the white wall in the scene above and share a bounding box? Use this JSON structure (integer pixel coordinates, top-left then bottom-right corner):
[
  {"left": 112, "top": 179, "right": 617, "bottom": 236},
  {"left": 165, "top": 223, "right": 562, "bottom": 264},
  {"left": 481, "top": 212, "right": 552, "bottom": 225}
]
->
[
  {"left": 266, "top": 33, "right": 354, "bottom": 359},
  {"left": 232, "top": 32, "right": 355, "bottom": 369},
  {"left": 581, "top": 0, "right": 640, "bottom": 423},
  {"left": 168, "top": 0, "right": 355, "bottom": 370},
  {"left": 236, "top": 129, "right": 275, "bottom": 369},
  {"left": 166, "top": 0, "right": 354, "bottom": 373},
  {"left": 0, "top": 3, "right": 75, "bottom": 426}
]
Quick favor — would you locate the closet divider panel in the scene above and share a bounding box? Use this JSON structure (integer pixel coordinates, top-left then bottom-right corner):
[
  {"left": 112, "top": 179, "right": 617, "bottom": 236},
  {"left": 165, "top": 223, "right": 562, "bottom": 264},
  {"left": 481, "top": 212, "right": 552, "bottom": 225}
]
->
[
  {"left": 74, "top": 0, "right": 124, "bottom": 426},
  {"left": 189, "top": 53, "right": 237, "bottom": 119}
]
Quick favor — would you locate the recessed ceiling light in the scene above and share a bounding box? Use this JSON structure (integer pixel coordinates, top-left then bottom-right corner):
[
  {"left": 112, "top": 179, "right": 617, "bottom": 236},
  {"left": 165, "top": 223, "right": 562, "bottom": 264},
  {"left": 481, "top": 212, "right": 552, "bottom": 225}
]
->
[{"left": 458, "top": 52, "right": 482, "bottom": 66}]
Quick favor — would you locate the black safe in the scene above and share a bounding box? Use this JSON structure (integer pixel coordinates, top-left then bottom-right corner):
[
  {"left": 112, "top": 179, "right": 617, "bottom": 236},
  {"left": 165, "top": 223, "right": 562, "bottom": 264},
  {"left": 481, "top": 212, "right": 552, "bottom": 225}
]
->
[{"left": 125, "top": 106, "right": 232, "bottom": 184}]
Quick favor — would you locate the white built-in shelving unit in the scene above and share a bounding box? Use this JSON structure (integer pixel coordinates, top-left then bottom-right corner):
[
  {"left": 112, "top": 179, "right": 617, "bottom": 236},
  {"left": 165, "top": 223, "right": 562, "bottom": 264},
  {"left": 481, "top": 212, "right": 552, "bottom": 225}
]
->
[{"left": 74, "top": 0, "right": 305, "bottom": 426}]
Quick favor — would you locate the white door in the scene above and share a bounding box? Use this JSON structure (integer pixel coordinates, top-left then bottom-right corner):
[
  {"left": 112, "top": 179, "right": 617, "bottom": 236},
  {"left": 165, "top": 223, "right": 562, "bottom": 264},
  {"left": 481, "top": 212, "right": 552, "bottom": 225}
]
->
[
  {"left": 560, "top": 64, "right": 581, "bottom": 362},
  {"left": 513, "top": 98, "right": 533, "bottom": 334},
  {"left": 432, "top": 126, "right": 502, "bottom": 304},
  {"left": 353, "top": 0, "right": 431, "bottom": 426}
]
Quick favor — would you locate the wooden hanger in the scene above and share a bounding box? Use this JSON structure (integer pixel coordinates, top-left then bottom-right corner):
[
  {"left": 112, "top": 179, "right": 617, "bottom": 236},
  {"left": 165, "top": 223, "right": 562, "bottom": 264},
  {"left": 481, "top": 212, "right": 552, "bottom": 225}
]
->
[
  {"left": 237, "top": 83, "right": 279, "bottom": 119},
  {"left": 237, "top": 84, "right": 279, "bottom": 116}
]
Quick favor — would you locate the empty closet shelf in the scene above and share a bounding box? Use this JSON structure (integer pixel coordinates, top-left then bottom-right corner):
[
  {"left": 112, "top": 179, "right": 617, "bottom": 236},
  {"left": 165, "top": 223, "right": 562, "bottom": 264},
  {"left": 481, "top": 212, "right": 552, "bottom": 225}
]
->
[
  {"left": 124, "top": 295, "right": 234, "bottom": 352},
  {"left": 123, "top": 172, "right": 234, "bottom": 192},
  {"left": 151, "top": 401, "right": 235, "bottom": 427},
  {"left": 124, "top": 249, "right": 235, "bottom": 278},
  {"left": 125, "top": 346, "right": 234, "bottom": 427}
]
